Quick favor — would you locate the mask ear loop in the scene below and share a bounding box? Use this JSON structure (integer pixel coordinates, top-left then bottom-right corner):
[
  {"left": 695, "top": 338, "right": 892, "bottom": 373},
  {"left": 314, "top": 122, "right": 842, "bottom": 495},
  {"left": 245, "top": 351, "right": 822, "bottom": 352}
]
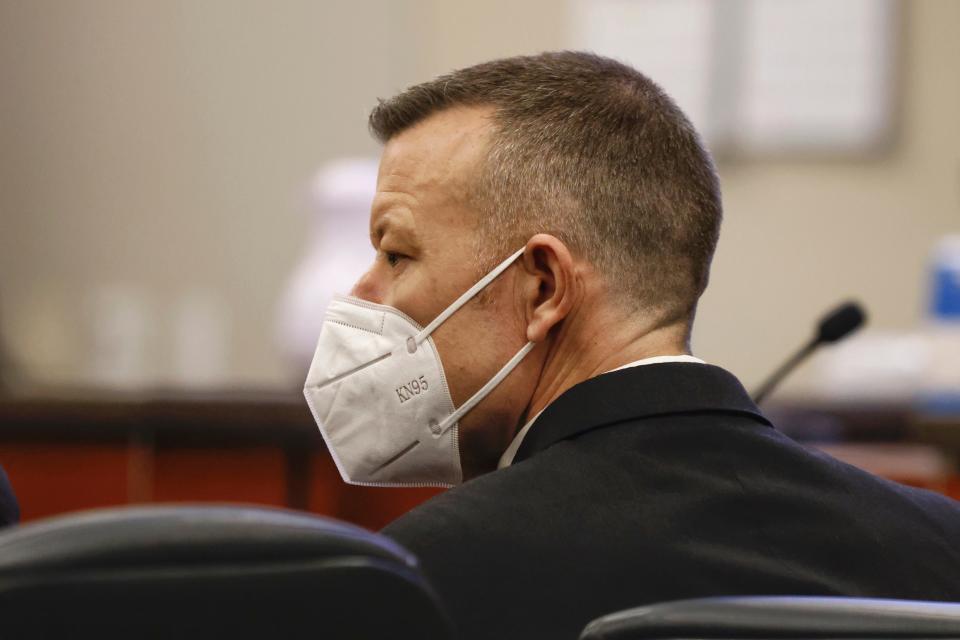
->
[
  {"left": 407, "top": 246, "right": 534, "bottom": 435},
  {"left": 411, "top": 247, "right": 526, "bottom": 349},
  {"left": 435, "top": 340, "right": 536, "bottom": 435},
  {"left": 407, "top": 249, "right": 536, "bottom": 434}
]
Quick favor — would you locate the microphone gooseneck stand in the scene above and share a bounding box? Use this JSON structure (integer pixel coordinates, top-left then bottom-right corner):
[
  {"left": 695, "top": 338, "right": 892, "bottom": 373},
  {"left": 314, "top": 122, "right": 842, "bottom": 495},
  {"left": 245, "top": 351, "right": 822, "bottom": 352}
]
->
[{"left": 753, "top": 301, "right": 867, "bottom": 405}]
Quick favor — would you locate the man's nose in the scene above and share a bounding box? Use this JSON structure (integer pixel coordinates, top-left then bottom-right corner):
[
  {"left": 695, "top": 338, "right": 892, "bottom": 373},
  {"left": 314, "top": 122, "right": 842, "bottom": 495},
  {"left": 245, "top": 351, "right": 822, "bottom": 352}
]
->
[{"left": 349, "top": 267, "right": 381, "bottom": 303}]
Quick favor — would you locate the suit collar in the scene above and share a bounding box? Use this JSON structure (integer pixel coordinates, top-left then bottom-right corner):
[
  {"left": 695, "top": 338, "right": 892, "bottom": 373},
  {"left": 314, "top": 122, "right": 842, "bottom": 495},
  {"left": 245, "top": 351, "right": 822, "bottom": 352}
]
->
[{"left": 511, "top": 363, "right": 772, "bottom": 465}]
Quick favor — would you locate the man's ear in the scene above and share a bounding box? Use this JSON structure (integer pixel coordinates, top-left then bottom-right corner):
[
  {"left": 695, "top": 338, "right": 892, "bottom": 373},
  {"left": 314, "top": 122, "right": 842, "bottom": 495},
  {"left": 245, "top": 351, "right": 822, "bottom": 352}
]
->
[{"left": 520, "top": 234, "right": 577, "bottom": 343}]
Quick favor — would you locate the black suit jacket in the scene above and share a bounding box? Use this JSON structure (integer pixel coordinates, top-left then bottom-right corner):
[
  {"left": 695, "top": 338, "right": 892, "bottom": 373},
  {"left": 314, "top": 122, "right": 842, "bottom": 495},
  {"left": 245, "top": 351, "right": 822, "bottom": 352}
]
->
[{"left": 382, "top": 363, "right": 960, "bottom": 640}]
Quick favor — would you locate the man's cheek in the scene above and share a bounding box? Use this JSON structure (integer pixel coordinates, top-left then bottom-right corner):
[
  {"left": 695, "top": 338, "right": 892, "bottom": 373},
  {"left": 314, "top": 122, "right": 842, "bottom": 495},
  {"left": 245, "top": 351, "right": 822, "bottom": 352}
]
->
[{"left": 397, "top": 268, "right": 452, "bottom": 326}]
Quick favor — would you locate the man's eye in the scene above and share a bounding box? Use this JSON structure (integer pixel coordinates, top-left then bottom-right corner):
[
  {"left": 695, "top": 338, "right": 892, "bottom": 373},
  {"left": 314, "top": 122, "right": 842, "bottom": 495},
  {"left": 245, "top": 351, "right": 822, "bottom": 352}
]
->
[{"left": 384, "top": 251, "right": 405, "bottom": 267}]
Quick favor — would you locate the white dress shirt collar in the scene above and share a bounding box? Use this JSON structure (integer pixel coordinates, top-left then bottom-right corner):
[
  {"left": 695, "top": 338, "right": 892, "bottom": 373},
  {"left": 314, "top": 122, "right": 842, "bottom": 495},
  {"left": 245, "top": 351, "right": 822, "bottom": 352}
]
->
[{"left": 496, "top": 354, "right": 706, "bottom": 469}]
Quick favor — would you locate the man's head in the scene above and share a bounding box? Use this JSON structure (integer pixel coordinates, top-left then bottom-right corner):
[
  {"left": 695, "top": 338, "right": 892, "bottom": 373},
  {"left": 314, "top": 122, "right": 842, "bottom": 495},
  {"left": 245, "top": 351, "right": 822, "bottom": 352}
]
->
[
  {"left": 352, "top": 51, "right": 722, "bottom": 478},
  {"left": 369, "top": 50, "right": 722, "bottom": 327}
]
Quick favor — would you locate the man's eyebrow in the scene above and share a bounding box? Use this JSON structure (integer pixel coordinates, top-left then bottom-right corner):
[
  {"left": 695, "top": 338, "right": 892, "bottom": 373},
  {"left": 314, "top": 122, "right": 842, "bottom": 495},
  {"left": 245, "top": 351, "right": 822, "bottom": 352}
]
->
[
  {"left": 370, "top": 210, "right": 416, "bottom": 246},
  {"left": 371, "top": 215, "right": 387, "bottom": 240}
]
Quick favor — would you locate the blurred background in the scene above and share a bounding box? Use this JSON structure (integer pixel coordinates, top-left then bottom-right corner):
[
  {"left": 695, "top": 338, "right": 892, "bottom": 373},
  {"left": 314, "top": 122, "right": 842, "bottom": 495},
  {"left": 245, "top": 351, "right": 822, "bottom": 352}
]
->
[{"left": 0, "top": 0, "right": 958, "bottom": 527}]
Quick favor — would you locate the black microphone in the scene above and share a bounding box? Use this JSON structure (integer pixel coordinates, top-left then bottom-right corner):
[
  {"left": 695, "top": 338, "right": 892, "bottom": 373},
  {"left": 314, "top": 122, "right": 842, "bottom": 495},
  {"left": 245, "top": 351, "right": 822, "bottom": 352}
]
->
[{"left": 753, "top": 301, "right": 867, "bottom": 404}]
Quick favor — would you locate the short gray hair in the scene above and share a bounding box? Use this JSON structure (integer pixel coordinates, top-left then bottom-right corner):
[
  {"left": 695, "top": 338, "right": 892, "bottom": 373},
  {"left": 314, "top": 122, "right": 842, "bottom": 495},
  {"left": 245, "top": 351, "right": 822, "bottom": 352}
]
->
[{"left": 369, "top": 51, "right": 722, "bottom": 328}]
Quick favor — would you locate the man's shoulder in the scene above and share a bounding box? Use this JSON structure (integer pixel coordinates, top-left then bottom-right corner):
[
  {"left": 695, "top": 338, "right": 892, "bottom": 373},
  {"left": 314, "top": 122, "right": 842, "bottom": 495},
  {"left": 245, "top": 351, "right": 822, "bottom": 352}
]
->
[
  {"left": 382, "top": 412, "right": 790, "bottom": 544},
  {"left": 383, "top": 412, "right": 960, "bottom": 625},
  {"left": 383, "top": 412, "right": 960, "bottom": 546}
]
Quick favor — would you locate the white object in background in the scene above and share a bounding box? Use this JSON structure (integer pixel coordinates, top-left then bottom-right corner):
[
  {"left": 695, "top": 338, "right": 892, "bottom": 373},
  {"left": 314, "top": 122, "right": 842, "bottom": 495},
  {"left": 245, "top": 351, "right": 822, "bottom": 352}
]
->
[
  {"left": 6, "top": 282, "right": 77, "bottom": 387},
  {"left": 172, "top": 289, "right": 229, "bottom": 388},
  {"left": 806, "top": 329, "right": 930, "bottom": 404},
  {"left": 737, "top": 0, "right": 897, "bottom": 153},
  {"left": 85, "top": 284, "right": 152, "bottom": 390},
  {"left": 569, "top": 0, "right": 717, "bottom": 139},
  {"left": 275, "top": 158, "right": 379, "bottom": 378},
  {"left": 568, "top": 0, "right": 897, "bottom": 154}
]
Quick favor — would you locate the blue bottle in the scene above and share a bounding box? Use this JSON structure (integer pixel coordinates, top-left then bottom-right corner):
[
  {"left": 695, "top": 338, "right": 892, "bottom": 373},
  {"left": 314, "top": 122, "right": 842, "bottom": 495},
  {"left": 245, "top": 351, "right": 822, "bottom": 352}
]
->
[{"left": 920, "top": 236, "right": 960, "bottom": 414}]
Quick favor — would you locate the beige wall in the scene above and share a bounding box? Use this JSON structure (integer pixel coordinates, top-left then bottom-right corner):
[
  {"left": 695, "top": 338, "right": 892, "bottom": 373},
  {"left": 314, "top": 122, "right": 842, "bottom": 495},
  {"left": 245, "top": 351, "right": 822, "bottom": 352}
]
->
[
  {"left": 0, "top": 0, "right": 957, "bottom": 393},
  {"left": 0, "top": 0, "right": 420, "bottom": 388}
]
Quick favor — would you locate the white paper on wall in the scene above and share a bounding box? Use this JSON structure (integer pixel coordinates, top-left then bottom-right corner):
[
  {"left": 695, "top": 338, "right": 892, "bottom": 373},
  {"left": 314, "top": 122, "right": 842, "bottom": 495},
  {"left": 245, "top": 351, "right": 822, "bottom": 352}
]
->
[{"left": 569, "top": 0, "right": 898, "bottom": 155}]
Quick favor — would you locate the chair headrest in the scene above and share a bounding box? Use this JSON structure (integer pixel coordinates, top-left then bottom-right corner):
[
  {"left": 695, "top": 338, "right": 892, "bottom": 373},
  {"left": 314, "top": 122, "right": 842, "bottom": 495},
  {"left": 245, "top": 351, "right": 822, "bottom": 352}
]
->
[
  {"left": 0, "top": 506, "right": 454, "bottom": 639},
  {"left": 0, "top": 505, "right": 416, "bottom": 575}
]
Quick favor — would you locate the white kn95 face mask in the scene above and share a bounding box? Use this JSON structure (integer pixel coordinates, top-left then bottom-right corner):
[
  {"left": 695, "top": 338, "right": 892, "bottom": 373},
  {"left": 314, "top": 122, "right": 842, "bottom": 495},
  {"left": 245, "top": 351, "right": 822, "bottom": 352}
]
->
[{"left": 303, "top": 247, "right": 535, "bottom": 487}]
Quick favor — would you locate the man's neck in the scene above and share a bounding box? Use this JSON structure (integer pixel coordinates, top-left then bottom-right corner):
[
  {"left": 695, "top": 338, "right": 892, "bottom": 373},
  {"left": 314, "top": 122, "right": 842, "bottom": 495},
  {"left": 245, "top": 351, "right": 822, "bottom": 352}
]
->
[{"left": 523, "top": 309, "right": 690, "bottom": 423}]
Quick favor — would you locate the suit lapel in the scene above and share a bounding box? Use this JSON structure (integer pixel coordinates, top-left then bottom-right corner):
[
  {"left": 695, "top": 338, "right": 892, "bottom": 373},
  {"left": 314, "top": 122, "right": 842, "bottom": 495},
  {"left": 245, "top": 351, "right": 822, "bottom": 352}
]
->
[{"left": 513, "top": 363, "right": 771, "bottom": 464}]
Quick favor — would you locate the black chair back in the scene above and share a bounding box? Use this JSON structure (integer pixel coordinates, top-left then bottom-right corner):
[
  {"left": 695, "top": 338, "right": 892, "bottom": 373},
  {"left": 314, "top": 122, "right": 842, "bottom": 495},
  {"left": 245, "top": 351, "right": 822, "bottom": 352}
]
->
[
  {"left": 581, "top": 596, "right": 960, "bottom": 639},
  {"left": 0, "top": 505, "right": 454, "bottom": 639}
]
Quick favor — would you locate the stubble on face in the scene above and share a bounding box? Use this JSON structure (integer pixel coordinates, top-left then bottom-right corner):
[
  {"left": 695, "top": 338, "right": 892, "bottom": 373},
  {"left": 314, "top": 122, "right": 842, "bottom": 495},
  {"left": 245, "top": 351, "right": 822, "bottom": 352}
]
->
[
  {"left": 358, "top": 106, "right": 534, "bottom": 477},
  {"left": 367, "top": 105, "right": 495, "bottom": 318},
  {"left": 363, "top": 105, "right": 525, "bottom": 403}
]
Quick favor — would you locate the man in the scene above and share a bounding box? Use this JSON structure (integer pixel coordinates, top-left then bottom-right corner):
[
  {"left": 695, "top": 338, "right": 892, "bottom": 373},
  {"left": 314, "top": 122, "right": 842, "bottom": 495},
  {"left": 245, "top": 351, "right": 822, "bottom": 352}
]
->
[{"left": 306, "top": 52, "right": 960, "bottom": 639}]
